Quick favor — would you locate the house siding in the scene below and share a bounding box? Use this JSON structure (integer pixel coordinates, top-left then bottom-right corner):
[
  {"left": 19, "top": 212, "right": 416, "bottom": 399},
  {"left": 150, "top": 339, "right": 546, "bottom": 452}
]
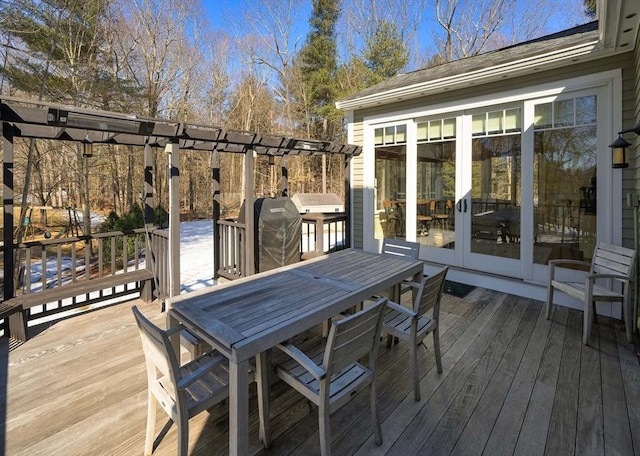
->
[
  {"left": 349, "top": 53, "right": 635, "bottom": 250},
  {"left": 351, "top": 123, "right": 364, "bottom": 248}
]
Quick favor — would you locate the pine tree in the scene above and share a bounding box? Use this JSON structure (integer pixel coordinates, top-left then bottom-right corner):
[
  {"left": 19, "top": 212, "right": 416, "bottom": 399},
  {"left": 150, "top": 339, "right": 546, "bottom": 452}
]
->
[
  {"left": 363, "top": 20, "right": 409, "bottom": 85},
  {"left": 584, "top": 0, "right": 597, "bottom": 19},
  {"left": 298, "top": 0, "right": 341, "bottom": 141}
]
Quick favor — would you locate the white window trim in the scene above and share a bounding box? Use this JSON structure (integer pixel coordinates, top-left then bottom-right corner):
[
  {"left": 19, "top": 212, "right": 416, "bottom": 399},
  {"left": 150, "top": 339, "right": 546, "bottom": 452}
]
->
[{"left": 360, "top": 69, "right": 622, "bottom": 280}]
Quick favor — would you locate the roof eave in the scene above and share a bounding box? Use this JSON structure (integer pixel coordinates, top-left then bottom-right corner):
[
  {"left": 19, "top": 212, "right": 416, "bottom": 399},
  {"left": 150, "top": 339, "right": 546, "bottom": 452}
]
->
[{"left": 336, "top": 40, "right": 601, "bottom": 111}]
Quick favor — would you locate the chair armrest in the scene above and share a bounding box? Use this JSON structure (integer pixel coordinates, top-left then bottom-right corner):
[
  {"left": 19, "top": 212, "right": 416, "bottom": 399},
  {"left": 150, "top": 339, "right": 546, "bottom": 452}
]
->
[
  {"left": 402, "top": 279, "right": 422, "bottom": 289},
  {"left": 165, "top": 323, "right": 186, "bottom": 337},
  {"left": 548, "top": 259, "right": 590, "bottom": 280},
  {"left": 385, "top": 299, "right": 417, "bottom": 318},
  {"left": 587, "top": 273, "right": 630, "bottom": 282},
  {"left": 177, "top": 351, "right": 227, "bottom": 389},
  {"left": 275, "top": 342, "right": 326, "bottom": 380},
  {"left": 548, "top": 259, "right": 590, "bottom": 269}
]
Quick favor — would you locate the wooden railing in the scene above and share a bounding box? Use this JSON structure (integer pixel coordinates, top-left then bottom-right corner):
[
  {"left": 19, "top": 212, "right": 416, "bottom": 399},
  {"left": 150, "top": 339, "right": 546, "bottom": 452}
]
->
[
  {"left": 5, "top": 228, "right": 167, "bottom": 329},
  {"left": 301, "top": 213, "right": 347, "bottom": 258},
  {"left": 216, "top": 213, "right": 348, "bottom": 280},
  {"left": 148, "top": 229, "right": 170, "bottom": 299},
  {"left": 217, "top": 219, "right": 246, "bottom": 280}
]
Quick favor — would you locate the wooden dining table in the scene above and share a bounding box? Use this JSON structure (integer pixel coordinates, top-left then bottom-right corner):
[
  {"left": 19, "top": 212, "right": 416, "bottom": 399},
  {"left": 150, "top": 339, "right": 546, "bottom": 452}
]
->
[{"left": 166, "top": 248, "right": 423, "bottom": 456}]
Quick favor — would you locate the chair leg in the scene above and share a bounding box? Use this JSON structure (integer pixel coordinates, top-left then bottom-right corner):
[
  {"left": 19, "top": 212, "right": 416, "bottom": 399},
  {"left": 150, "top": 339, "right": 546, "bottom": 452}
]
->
[
  {"left": 144, "top": 392, "right": 157, "bottom": 456},
  {"left": 624, "top": 297, "right": 633, "bottom": 343},
  {"left": 545, "top": 285, "right": 554, "bottom": 320},
  {"left": 386, "top": 334, "right": 393, "bottom": 348},
  {"left": 583, "top": 298, "right": 593, "bottom": 345},
  {"left": 433, "top": 328, "right": 443, "bottom": 374},
  {"left": 370, "top": 382, "right": 383, "bottom": 445},
  {"left": 319, "top": 397, "right": 331, "bottom": 456},
  {"left": 256, "top": 352, "right": 271, "bottom": 448},
  {"left": 177, "top": 411, "right": 189, "bottom": 456},
  {"left": 410, "top": 342, "right": 420, "bottom": 401}
]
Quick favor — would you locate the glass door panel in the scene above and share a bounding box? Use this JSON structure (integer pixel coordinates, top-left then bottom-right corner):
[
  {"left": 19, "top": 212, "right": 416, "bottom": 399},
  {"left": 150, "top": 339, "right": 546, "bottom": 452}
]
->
[
  {"left": 533, "top": 96, "right": 597, "bottom": 265},
  {"left": 374, "top": 124, "right": 407, "bottom": 240},
  {"left": 416, "top": 118, "right": 456, "bottom": 250},
  {"left": 468, "top": 109, "right": 522, "bottom": 267}
]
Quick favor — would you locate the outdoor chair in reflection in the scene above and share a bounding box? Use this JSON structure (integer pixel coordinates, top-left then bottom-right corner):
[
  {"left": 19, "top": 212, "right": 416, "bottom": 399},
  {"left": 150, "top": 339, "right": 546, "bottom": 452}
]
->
[
  {"left": 267, "top": 297, "right": 387, "bottom": 456},
  {"left": 382, "top": 266, "right": 448, "bottom": 401}
]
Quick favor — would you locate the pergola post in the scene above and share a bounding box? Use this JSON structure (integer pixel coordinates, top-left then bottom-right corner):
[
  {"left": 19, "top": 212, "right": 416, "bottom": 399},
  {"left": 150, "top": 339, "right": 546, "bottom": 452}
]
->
[
  {"left": 244, "top": 148, "right": 255, "bottom": 276},
  {"left": 281, "top": 154, "right": 288, "bottom": 197},
  {"left": 142, "top": 143, "right": 154, "bottom": 302},
  {"left": 3, "top": 122, "right": 14, "bottom": 300},
  {"left": 212, "top": 151, "right": 221, "bottom": 280},
  {"left": 167, "top": 140, "right": 181, "bottom": 296}
]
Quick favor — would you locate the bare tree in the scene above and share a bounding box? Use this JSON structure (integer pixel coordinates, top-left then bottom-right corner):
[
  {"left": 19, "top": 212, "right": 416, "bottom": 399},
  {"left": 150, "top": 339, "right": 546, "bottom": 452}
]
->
[
  {"left": 240, "top": 0, "right": 305, "bottom": 136},
  {"left": 433, "top": 0, "right": 559, "bottom": 62}
]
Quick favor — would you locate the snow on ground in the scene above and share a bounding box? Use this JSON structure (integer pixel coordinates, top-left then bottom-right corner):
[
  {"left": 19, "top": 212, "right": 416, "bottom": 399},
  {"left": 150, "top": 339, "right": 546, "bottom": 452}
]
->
[{"left": 178, "top": 220, "right": 216, "bottom": 292}]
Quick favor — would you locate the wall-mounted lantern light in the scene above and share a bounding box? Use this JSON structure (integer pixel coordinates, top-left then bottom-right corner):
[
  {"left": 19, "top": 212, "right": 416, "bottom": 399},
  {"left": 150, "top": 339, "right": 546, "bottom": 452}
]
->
[
  {"left": 609, "top": 121, "right": 640, "bottom": 169},
  {"left": 82, "top": 137, "right": 93, "bottom": 158},
  {"left": 268, "top": 154, "right": 275, "bottom": 166}
]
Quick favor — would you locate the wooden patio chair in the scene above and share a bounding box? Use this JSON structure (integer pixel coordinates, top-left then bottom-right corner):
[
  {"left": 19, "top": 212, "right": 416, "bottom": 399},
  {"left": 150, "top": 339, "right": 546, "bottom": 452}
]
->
[
  {"left": 269, "top": 297, "right": 387, "bottom": 456},
  {"left": 132, "top": 306, "right": 251, "bottom": 456},
  {"left": 382, "top": 266, "right": 448, "bottom": 401},
  {"left": 545, "top": 242, "right": 636, "bottom": 345},
  {"left": 381, "top": 238, "right": 421, "bottom": 300}
]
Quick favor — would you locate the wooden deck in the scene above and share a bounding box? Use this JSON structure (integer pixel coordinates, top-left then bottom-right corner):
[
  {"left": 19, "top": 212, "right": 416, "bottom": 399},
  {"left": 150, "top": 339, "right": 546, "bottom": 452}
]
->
[{"left": 3, "top": 288, "right": 640, "bottom": 455}]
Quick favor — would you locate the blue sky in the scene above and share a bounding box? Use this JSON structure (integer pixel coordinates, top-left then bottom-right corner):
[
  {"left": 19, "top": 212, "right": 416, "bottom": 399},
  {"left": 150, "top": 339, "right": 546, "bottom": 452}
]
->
[{"left": 201, "top": 0, "right": 591, "bottom": 68}]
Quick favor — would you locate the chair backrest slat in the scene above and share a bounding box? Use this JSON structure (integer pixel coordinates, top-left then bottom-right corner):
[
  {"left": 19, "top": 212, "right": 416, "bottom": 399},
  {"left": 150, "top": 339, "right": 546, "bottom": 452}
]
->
[
  {"left": 415, "top": 267, "right": 449, "bottom": 318},
  {"left": 381, "top": 238, "right": 420, "bottom": 260},
  {"left": 324, "top": 298, "right": 386, "bottom": 375},
  {"left": 591, "top": 242, "right": 636, "bottom": 279}
]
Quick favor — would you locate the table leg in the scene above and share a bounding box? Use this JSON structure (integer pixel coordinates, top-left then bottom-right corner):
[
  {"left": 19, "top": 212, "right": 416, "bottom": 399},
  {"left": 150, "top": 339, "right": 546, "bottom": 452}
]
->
[{"left": 229, "top": 359, "right": 249, "bottom": 456}]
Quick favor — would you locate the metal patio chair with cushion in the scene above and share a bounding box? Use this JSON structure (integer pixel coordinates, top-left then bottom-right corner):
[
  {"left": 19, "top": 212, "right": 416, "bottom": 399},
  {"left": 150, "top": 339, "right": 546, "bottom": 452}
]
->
[
  {"left": 132, "top": 306, "right": 254, "bottom": 456},
  {"left": 269, "top": 297, "right": 387, "bottom": 456},
  {"left": 382, "top": 266, "right": 448, "bottom": 401},
  {"left": 545, "top": 242, "right": 636, "bottom": 345}
]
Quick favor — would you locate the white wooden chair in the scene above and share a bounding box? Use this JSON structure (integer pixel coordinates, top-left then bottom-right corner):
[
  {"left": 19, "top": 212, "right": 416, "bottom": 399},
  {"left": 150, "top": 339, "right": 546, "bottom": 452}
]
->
[
  {"left": 269, "top": 297, "right": 387, "bottom": 456},
  {"left": 545, "top": 242, "right": 636, "bottom": 345},
  {"left": 382, "top": 266, "right": 448, "bottom": 401},
  {"left": 133, "top": 306, "right": 246, "bottom": 456}
]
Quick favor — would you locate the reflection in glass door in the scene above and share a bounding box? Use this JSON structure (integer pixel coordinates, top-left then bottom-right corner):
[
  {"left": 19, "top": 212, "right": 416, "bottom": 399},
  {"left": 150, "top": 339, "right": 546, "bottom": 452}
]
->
[
  {"left": 415, "top": 118, "right": 456, "bottom": 250},
  {"left": 374, "top": 124, "right": 407, "bottom": 240},
  {"left": 469, "top": 109, "right": 522, "bottom": 261},
  {"left": 533, "top": 95, "right": 597, "bottom": 265}
]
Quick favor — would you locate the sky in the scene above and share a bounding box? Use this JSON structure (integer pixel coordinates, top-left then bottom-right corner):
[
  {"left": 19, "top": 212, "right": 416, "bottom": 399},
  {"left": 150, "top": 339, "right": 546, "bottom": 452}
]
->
[{"left": 201, "top": 0, "right": 592, "bottom": 69}]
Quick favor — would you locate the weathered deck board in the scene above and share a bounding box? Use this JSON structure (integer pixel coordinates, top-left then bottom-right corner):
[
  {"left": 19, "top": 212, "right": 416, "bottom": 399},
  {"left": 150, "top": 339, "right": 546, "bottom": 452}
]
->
[
  {"left": 4, "top": 287, "right": 640, "bottom": 456},
  {"left": 449, "top": 298, "right": 540, "bottom": 456},
  {"left": 544, "top": 307, "right": 582, "bottom": 455}
]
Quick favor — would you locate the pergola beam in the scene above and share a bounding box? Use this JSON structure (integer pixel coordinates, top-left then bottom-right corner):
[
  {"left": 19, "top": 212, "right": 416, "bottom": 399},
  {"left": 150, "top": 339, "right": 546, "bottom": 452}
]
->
[{"left": 0, "top": 96, "right": 362, "bottom": 296}]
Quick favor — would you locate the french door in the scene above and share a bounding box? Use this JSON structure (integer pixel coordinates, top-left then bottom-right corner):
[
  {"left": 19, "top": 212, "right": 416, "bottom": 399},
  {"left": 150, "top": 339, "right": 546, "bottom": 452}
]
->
[{"left": 373, "top": 87, "right": 608, "bottom": 282}]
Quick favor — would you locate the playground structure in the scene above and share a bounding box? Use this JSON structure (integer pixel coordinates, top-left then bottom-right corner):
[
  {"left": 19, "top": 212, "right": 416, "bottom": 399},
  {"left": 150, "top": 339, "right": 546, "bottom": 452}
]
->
[{"left": 14, "top": 206, "right": 84, "bottom": 241}]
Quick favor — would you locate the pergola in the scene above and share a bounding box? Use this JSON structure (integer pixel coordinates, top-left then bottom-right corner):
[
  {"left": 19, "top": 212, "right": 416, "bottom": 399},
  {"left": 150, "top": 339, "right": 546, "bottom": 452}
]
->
[{"left": 0, "top": 96, "right": 361, "bottom": 301}]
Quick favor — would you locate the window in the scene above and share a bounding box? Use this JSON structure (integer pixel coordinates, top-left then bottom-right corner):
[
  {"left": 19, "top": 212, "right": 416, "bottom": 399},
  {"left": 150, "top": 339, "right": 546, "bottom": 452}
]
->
[{"left": 533, "top": 95, "right": 597, "bottom": 264}]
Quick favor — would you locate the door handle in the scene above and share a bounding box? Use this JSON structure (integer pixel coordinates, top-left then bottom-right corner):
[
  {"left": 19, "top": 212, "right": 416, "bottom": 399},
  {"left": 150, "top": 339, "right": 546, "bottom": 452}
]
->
[
  {"left": 456, "top": 200, "right": 462, "bottom": 213},
  {"left": 463, "top": 199, "right": 468, "bottom": 213}
]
